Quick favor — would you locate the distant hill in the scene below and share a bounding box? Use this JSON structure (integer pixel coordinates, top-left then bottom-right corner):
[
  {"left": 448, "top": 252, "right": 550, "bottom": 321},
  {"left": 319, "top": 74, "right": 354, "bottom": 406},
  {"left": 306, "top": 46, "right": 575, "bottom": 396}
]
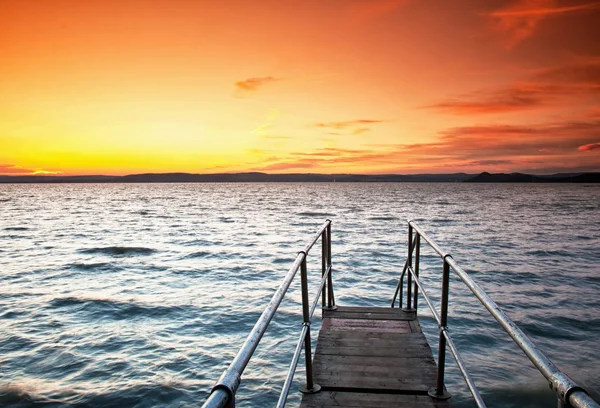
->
[
  {"left": 1, "top": 171, "right": 598, "bottom": 183},
  {"left": 0, "top": 172, "right": 473, "bottom": 183},
  {"left": 464, "top": 172, "right": 600, "bottom": 183}
]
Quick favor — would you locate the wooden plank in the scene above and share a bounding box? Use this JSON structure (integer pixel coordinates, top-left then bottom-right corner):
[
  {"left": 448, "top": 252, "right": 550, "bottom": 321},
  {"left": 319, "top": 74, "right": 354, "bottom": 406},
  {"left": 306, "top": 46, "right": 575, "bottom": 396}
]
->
[
  {"left": 314, "top": 373, "right": 435, "bottom": 393},
  {"left": 315, "top": 343, "right": 434, "bottom": 358},
  {"left": 314, "top": 354, "right": 436, "bottom": 370},
  {"left": 318, "top": 330, "right": 428, "bottom": 343},
  {"left": 314, "top": 353, "right": 437, "bottom": 392},
  {"left": 326, "top": 306, "right": 415, "bottom": 315},
  {"left": 409, "top": 319, "right": 423, "bottom": 333},
  {"left": 301, "top": 305, "right": 443, "bottom": 407},
  {"left": 323, "top": 309, "right": 416, "bottom": 321},
  {"left": 321, "top": 318, "right": 412, "bottom": 333},
  {"left": 301, "top": 391, "right": 450, "bottom": 408}
]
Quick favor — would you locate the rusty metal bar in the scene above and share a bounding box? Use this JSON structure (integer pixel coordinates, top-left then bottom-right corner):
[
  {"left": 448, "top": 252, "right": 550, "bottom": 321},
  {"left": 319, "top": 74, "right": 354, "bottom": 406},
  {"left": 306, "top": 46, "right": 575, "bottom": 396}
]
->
[
  {"left": 326, "top": 221, "right": 336, "bottom": 309},
  {"left": 430, "top": 257, "right": 451, "bottom": 400},
  {"left": 413, "top": 233, "right": 421, "bottom": 311},
  {"left": 321, "top": 230, "right": 327, "bottom": 308},
  {"left": 406, "top": 224, "right": 413, "bottom": 310},
  {"left": 202, "top": 220, "right": 331, "bottom": 408},
  {"left": 299, "top": 255, "right": 320, "bottom": 393},
  {"left": 407, "top": 220, "right": 598, "bottom": 408},
  {"left": 276, "top": 324, "right": 308, "bottom": 408},
  {"left": 392, "top": 236, "right": 417, "bottom": 308},
  {"left": 406, "top": 265, "right": 441, "bottom": 326},
  {"left": 443, "top": 329, "right": 486, "bottom": 407}
]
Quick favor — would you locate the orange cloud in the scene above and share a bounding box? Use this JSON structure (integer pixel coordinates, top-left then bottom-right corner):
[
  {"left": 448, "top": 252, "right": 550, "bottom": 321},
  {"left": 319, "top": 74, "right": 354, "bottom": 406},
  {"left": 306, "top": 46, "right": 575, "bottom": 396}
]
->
[
  {"left": 0, "top": 164, "right": 61, "bottom": 175},
  {"left": 315, "top": 119, "right": 383, "bottom": 129},
  {"left": 235, "top": 77, "right": 278, "bottom": 91},
  {"left": 579, "top": 142, "right": 600, "bottom": 151},
  {"left": 315, "top": 119, "right": 384, "bottom": 136},
  {"left": 487, "top": 0, "right": 600, "bottom": 48},
  {"left": 425, "top": 59, "right": 600, "bottom": 115},
  {"left": 425, "top": 86, "right": 545, "bottom": 114}
]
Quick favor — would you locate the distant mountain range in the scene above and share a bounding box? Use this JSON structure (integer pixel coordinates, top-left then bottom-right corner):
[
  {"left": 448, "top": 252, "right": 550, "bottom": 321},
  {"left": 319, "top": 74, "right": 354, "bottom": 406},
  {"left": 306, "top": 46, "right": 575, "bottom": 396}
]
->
[
  {"left": 463, "top": 172, "right": 600, "bottom": 183},
  {"left": 0, "top": 172, "right": 598, "bottom": 183}
]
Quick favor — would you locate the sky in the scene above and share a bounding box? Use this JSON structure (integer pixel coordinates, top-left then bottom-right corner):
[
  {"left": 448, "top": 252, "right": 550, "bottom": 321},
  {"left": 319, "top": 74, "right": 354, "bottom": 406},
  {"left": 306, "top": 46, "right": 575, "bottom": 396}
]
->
[{"left": 1, "top": 0, "right": 599, "bottom": 176}]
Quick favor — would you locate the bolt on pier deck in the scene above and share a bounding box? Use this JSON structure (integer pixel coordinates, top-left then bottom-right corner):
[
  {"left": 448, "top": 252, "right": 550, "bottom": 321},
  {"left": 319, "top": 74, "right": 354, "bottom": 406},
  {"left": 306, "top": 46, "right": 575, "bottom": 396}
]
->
[{"left": 300, "top": 306, "right": 449, "bottom": 408}]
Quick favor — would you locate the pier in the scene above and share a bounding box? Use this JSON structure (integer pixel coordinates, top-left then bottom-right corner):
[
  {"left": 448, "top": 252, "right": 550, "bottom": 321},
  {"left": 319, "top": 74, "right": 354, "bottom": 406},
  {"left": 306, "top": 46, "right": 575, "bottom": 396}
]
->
[
  {"left": 299, "top": 306, "right": 449, "bottom": 408},
  {"left": 202, "top": 220, "right": 599, "bottom": 408}
]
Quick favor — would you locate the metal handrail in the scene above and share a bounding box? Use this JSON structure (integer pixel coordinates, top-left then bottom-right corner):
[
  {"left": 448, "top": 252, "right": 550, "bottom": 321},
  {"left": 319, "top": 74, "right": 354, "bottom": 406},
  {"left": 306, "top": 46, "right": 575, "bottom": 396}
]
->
[
  {"left": 393, "top": 220, "right": 599, "bottom": 408},
  {"left": 202, "top": 220, "right": 335, "bottom": 408}
]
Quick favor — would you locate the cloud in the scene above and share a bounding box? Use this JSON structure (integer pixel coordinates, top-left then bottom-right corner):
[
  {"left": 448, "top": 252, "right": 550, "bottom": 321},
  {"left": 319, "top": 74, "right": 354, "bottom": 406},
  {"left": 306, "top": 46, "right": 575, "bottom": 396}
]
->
[
  {"left": 251, "top": 116, "right": 599, "bottom": 174},
  {"left": 0, "top": 164, "right": 35, "bottom": 175},
  {"left": 393, "top": 120, "right": 600, "bottom": 169},
  {"left": 487, "top": 0, "right": 600, "bottom": 48},
  {"left": 579, "top": 142, "right": 600, "bottom": 151},
  {"left": 0, "top": 164, "right": 60, "bottom": 175},
  {"left": 424, "top": 59, "right": 600, "bottom": 115},
  {"left": 315, "top": 119, "right": 383, "bottom": 129},
  {"left": 315, "top": 119, "right": 384, "bottom": 135},
  {"left": 253, "top": 161, "right": 318, "bottom": 172},
  {"left": 235, "top": 76, "right": 278, "bottom": 92},
  {"left": 425, "top": 85, "right": 546, "bottom": 114}
]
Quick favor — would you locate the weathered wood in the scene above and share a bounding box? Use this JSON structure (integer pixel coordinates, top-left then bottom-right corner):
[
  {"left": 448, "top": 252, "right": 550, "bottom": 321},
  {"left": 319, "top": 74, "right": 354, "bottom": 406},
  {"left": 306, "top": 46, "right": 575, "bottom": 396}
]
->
[
  {"left": 410, "top": 318, "right": 423, "bottom": 333},
  {"left": 300, "top": 391, "right": 450, "bottom": 408},
  {"left": 323, "top": 306, "right": 416, "bottom": 321},
  {"left": 300, "top": 305, "right": 447, "bottom": 408},
  {"left": 321, "top": 318, "right": 412, "bottom": 333},
  {"left": 315, "top": 344, "right": 433, "bottom": 358}
]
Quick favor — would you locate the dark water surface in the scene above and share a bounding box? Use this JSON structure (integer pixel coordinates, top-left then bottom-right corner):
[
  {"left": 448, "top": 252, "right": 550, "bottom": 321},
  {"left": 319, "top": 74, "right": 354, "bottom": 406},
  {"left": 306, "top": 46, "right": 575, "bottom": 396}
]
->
[{"left": 0, "top": 183, "right": 599, "bottom": 407}]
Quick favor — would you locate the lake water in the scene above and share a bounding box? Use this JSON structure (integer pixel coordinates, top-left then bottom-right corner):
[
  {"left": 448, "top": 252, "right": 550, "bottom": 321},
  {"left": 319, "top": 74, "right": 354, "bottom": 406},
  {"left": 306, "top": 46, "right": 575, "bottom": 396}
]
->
[{"left": 1, "top": 183, "right": 599, "bottom": 407}]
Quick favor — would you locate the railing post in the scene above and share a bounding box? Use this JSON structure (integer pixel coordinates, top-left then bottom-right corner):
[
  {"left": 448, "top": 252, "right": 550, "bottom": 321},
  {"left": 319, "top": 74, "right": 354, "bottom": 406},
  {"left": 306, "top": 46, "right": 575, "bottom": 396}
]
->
[
  {"left": 299, "top": 253, "right": 321, "bottom": 394},
  {"left": 404, "top": 224, "right": 415, "bottom": 311},
  {"left": 325, "top": 221, "right": 336, "bottom": 310},
  {"left": 321, "top": 230, "right": 327, "bottom": 309},
  {"left": 412, "top": 233, "right": 420, "bottom": 311},
  {"left": 429, "top": 256, "right": 452, "bottom": 400}
]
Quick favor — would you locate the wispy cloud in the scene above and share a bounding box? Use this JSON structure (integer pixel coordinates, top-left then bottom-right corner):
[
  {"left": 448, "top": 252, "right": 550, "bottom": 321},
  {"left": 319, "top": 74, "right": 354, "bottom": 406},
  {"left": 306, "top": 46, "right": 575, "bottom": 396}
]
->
[
  {"left": 0, "top": 164, "right": 60, "bottom": 175},
  {"left": 487, "top": 0, "right": 600, "bottom": 48},
  {"left": 392, "top": 119, "right": 600, "bottom": 172},
  {"left": 578, "top": 142, "right": 600, "bottom": 151},
  {"left": 315, "top": 119, "right": 383, "bottom": 129},
  {"left": 424, "top": 59, "right": 600, "bottom": 115},
  {"left": 235, "top": 76, "right": 279, "bottom": 92},
  {"left": 315, "top": 119, "right": 384, "bottom": 135},
  {"left": 424, "top": 85, "right": 546, "bottom": 114}
]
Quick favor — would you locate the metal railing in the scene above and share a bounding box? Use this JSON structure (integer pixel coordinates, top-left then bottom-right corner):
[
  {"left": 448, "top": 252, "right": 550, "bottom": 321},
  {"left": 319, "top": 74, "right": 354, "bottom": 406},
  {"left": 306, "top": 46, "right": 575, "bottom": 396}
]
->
[
  {"left": 202, "top": 220, "right": 336, "bottom": 408},
  {"left": 392, "top": 220, "right": 599, "bottom": 408}
]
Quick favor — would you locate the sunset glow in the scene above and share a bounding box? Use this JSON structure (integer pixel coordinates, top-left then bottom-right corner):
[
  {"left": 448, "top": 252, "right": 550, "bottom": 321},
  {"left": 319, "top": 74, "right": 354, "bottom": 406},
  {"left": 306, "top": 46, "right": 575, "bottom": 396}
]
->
[{"left": 1, "top": 0, "right": 599, "bottom": 175}]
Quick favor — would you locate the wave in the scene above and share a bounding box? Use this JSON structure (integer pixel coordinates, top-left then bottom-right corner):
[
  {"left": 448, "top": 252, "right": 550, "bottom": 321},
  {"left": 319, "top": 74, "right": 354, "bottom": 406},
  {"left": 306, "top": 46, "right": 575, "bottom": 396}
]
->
[
  {"left": 48, "top": 296, "right": 191, "bottom": 320},
  {"left": 0, "top": 380, "right": 197, "bottom": 407},
  {"left": 296, "top": 211, "right": 334, "bottom": 217},
  {"left": 183, "top": 250, "right": 213, "bottom": 259},
  {"left": 4, "top": 227, "right": 29, "bottom": 231},
  {"left": 367, "top": 216, "right": 397, "bottom": 221},
  {"left": 132, "top": 210, "right": 150, "bottom": 215},
  {"left": 67, "top": 262, "right": 122, "bottom": 272},
  {"left": 78, "top": 246, "right": 156, "bottom": 256}
]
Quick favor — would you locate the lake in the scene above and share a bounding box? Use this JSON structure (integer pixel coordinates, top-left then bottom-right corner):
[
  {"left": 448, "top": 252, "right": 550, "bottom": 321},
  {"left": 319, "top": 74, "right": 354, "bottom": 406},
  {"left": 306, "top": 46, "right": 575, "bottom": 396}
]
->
[{"left": 1, "top": 183, "right": 599, "bottom": 407}]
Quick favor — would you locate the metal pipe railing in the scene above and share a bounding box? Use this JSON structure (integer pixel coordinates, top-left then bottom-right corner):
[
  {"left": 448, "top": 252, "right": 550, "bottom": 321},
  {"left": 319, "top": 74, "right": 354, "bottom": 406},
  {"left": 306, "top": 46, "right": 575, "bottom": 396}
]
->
[
  {"left": 202, "top": 220, "right": 334, "bottom": 408},
  {"left": 396, "top": 220, "right": 599, "bottom": 408}
]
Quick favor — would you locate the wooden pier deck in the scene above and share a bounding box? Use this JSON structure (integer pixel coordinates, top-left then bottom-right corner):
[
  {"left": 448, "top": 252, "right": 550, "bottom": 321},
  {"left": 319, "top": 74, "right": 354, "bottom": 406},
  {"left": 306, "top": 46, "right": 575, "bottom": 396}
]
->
[{"left": 300, "top": 306, "right": 449, "bottom": 408}]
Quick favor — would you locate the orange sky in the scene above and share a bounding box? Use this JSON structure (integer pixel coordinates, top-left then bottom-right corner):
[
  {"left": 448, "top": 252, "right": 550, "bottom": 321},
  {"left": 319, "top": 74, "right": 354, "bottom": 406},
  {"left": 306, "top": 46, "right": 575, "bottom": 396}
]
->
[{"left": 1, "top": 0, "right": 599, "bottom": 175}]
